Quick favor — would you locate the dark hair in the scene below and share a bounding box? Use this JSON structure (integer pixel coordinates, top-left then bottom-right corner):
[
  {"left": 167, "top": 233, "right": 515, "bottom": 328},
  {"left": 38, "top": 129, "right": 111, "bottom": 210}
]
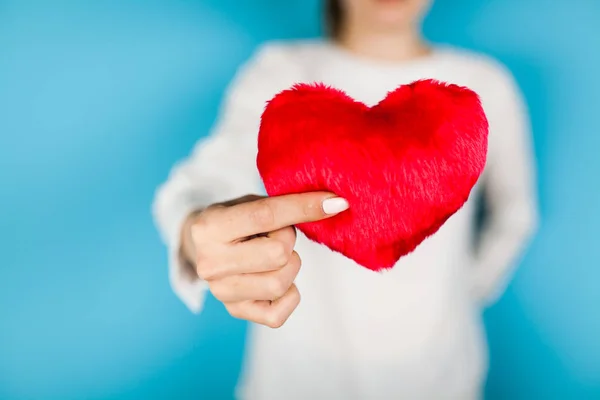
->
[{"left": 324, "top": 0, "right": 343, "bottom": 39}]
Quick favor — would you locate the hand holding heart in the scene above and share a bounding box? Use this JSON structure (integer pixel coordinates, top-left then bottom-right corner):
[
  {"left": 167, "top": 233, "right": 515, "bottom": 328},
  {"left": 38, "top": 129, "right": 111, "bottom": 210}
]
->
[
  {"left": 182, "top": 79, "right": 487, "bottom": 328},
  {"left": 182, "top": 193, "right": 349, "bottom": 328}
]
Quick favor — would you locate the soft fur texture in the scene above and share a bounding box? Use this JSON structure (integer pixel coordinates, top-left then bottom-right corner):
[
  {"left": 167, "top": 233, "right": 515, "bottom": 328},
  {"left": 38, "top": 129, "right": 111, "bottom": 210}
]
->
[{"left": 256, "top": 79, "right": 489, "bottom": 271}]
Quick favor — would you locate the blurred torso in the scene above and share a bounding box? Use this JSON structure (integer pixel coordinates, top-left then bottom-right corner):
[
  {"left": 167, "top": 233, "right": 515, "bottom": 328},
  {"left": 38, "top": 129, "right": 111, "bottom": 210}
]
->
[{"left": 231, "top": 40, "right": 505, "bottom": 400}]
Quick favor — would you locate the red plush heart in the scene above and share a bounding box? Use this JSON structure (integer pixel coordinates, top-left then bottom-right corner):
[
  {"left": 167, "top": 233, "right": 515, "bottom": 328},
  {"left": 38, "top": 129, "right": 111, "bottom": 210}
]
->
[{"left": 256, "top": 79, "right": 488, "bottom": 271}]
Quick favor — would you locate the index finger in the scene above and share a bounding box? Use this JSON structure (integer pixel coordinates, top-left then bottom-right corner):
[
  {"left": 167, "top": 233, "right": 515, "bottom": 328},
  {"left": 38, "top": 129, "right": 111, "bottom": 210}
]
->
[{"left": 220, "top": 192, "right": 349, "bottom": 241}]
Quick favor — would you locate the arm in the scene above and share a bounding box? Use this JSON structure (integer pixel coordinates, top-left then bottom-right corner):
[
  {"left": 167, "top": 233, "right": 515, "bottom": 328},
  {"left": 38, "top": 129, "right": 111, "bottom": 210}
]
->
[
  {"left": 471, "top": 67, "right": 539, "bottom": 307},
  {"left": 152, "top": 43, "right": 297, "bottom": 313}
]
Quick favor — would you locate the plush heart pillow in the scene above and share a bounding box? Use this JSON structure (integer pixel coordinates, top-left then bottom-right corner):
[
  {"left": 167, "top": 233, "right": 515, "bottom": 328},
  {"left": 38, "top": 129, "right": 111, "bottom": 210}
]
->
[{"left": 256, "top": 79, "right": 488, "bottom": 271}]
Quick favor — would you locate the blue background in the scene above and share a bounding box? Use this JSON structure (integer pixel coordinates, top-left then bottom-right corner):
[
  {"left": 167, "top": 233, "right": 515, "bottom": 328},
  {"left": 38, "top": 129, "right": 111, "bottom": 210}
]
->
[{"left": 1, "top": 0, "right": 599, "bottom": 399}]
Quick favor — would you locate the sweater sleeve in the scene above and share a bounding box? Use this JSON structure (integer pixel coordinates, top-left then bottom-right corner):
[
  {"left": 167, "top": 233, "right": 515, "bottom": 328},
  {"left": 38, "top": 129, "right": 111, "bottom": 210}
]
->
[
  {"left": 151, "top": 43, "right": 301, "bottom": 313},
  {"left": 471, "top": 65, "right": 540, "bottom": 307}
]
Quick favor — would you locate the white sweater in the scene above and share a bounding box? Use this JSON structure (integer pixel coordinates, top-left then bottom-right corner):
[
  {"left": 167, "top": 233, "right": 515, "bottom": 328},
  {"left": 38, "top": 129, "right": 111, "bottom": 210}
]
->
[{"left": 153, "top": 40, "right": 538, "bottom": 400}]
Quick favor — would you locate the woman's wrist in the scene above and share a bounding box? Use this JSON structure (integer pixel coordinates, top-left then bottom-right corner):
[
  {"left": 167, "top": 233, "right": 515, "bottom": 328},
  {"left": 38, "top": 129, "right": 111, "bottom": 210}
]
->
[{"left": 178, "top": 209, "right": 204, "bottom": 281}]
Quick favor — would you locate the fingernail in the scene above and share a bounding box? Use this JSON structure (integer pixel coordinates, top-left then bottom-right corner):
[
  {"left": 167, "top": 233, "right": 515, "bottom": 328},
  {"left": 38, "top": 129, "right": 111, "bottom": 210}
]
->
[{"left": 322, "top": 197, "right": 349, "bottom": 215}]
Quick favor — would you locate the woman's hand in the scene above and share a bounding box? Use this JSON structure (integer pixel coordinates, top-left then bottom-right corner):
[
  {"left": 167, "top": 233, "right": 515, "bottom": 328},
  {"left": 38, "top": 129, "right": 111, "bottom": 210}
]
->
[{"left": 181, "top": 193, "right": 349, "bottom": 328}]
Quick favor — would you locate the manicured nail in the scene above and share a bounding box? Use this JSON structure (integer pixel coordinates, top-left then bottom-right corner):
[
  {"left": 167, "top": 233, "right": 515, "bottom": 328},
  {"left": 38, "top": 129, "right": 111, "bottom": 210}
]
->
[{"left": 322, "top": 197, "right": 349, "bottom": 215}]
